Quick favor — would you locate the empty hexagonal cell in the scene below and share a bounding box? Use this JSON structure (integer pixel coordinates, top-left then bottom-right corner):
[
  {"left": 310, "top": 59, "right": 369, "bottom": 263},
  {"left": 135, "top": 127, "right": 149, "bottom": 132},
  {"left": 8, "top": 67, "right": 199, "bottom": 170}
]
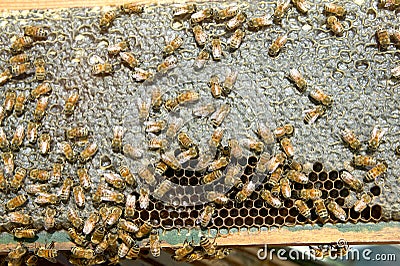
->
[
  {"left": 370, "top": 185, "right": 381, "bottom": 196},
  {"left": 284, "top": 199, "right": 294, "bottom": 208},
  {"left": 255, "top": 216, "right": 263, "bottom": 225},
  {"left": 189, "top": 210, "right": 199, "bottom": 218},
  {"left": 245, "top": 200, "right": 254, "bottom": 208},
  {"left": 269, "top": 208, "right": 279, "bottom": 216},
  {"left": 225, "top": 217, "right": 233, "bottom": 227},
  {"left": 248, "top": 156, "right": 258, "bottom": 166},
  {"left": 254, "top": 199, "right": 264, "bottom": 208},
  {"left": 162, "top": 218, "right": 173, "bottom": 228},
  {"left": 189, "top": 177, "right": 199, "bottom": 186},
  {"left": 249, "top": 208, "right": 259, "bottom": 217},
  {"left": 321, "top": 190, "right": 328, "bottom": 199},
  {"left": 340, "top": 188, "right": 349, "bottom": 198},
  {"left": 336, "top": 198, "right": 345, "bottom": 206},
  {"left": 214, "top": 217, "right": 224, "bottom": 226},
  {"left": 179, "top": 178, "right": 189, "bottom": 186},
  {"left": 309, "top": 172, "right": 318, "bottom": 182},
  {"left": 319, "top": 171, "right": 328, "bottom": 181},
  {"left": 324, "top": 180, "right": 333, "bottom": 190},
  {"left": 140, "top": 210, "right": 150, "bottom": 221},
  {"left": 329, "top": 170, "right": 339, "bottom": 180},
  {"left": 175, "top": 169, "right": 185, "bottom": 177},
  {"left": 184, "top": 219, "right": 194, "bottom": 227},
  {"left": 259, "top": 208, "right": 268, "bottom": 217},
  {"left": 274, "top": 216, "right": 285, "bottom": 225},
  {"left": 245, "top": 217, "right": 254, "bottom": 226},
  {"left": 244, "top": 166, "right": 253, "bottom": 175},
  {"left": 279, "top": 208, "right": 289, "bottom": 217},
  {"left": 329, "top": 189, "right": 339, "bottom": 198},
  {"left": 230, "top": 209, "right": 239, "bottom": 217},
  {"left": 371, "top": 205, "right": 382, "bottom": 220},
  {"left": 289, "top": 206, "right": 299, "bottom": 217},
  {"left": 240, "top": 208, "right": 249, "bottom": 217},
  {"left": 265, "top": 216, "right": 274, "bottom": 225},
  {"left": 238, "top": 157, "right": 248, "bottom": 166},
  {"left": 360, "top": 206, "right": 371, "bottom": 221},
  {"left": 219, "top": 208, "right": 229, "bottom": 218},
  {"left": 234, "top": 217, "right": 244, "bottom": 226},
  {"left": 284, "top": 216, "right": 296, "bottom": 225},
  {"left": 334, "top": 180, "right": 344, "bottom": 189},
  {"left": 174, "top": 218, "right": 183, "bottom": 227},
  {"left": 313, "top": 162, "right": 323, "bottom": 173},
  {"left": 150, "top": 210, "right": 160, "bottom": 221}
]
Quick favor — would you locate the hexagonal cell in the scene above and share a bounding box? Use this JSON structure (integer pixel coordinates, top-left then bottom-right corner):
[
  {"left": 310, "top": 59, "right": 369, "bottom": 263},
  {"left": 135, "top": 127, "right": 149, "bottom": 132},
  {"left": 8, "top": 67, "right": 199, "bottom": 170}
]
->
[
  {"left": 334, "top": 180, "right": 344, "bottom": 189},
  {"left": 313, "top": 162, "right": 323, "bottom": 173},
  {"left": 229, "top": 209, "right": 239, "bottom": 217},
  {"left": 245, "top": 217, "right": 254, "bottom": 226},
  {"left": 259, "top": 208, "right": 268, "bottom": 217},
  {"left": 248, "top": 156, "right": 258, "bottom": 167},
  {"left": 249, "top": 208, "right": 258, "bottom": 217},
  {"left": 284, "top": 216, "right": 296, "bottom": 225},
  {"left": 336, "top": 198, "right": 345, "bottom": 206},
  {"left": 340, "top": 188, "right": 349, "bottom": 198},
  {"left": 324, "top": 180, "right": 333, "bottom": 190},
  {"left": 240, "top": 208, "right": 249, "bottom": 217},
  {"left": 225, "top": 217, "right": 233, "bottom": 227},
  {"left": 235, "top": 217, "right": 244, "bottom": 226},
  {"left": 269, "top": 208, "right": 279, "bottom": 217},
  {"left": 370, "top": 185, "right": 381, "bottom": 196},
  {"left": 309, "top": 172, "right": 318, "bottom": 182},
  {"left": 255, "top": 216, "right": 263, "bottom": 225},
  {"left": 329, "top": 189, "right": 339, "bottom": 198},
  {"left": 265, "top": 216, "right": 274, "bottom": 225},
  {"left": 319, "top": 171, "right": 328, "bottom": 181},
  {"left": 329, "top": 170, "right": 339, "bottom": 180},
  {"left": 219, "top": 208, "right": 229, "bottom": 218},
  {"left": 174, "top": 218, "right": 184, "bottom": 227},
  {"left": 274, "top": 216, "right": 285, "bottom": 225},
  {"left": 214, "top": 217, "right": 224, "bottom": 226},
  {"left": 371, "top": 205, "right": 382, "bottom": 220},
  {"left": 279, "top": 208, "right": 289, "bottom": 217},
  {"left": 360, "top": 206, "right": 371, "bottom": 221}
]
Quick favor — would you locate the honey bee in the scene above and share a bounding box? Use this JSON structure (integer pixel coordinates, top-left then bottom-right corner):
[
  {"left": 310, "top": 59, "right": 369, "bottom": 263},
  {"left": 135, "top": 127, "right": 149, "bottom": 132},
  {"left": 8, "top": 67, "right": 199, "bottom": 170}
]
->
[
  {"left": 209, "top": 127, "right": 224, "bottom": 149},
  {"left": 72, "top": 186, "right": 85, "bottom": 208},
  {"left": 242, "top": 138, "right": 265, "bottom": 153},
  {"left": 67, "top": 207, "right": 83, "bottom": 229},
  {"left": 136, "top": 221, "right": 153, "bottom": 238},
  {"left": 105, "top": 206, "right": 123, "bottom": 227},
  {"left": 59, "top": 177, "right": 73, "bottom": 201},
  {"left": 3, "top": 152, "right": 14, "bottom": 177},
  {"left": 295, "top": 199, "right": 311, "bottom": 220},
  {"left": 191, "top": 8, "right": 214, "bottom": 23},
  {"left": 44, "top": 207, "right": 56, "bottom": 230},
  {"left": 177, "top": 132, "right": 194, "bottom": 149},
  {"left": 11, "top": 36, "right": 33, "bottom": 53},
  {"left": 8, "top": 211, "right": 32, "bottom": 225},
  {"left": 226, "top": 12, "right": 247, "bottom": 31},
  {"left": 224, "top": 164, "right": 243, "bottom": 188},
  {"left": 10, "top": 125, "right": 24, "bottom": 152},
  {"left": 235, "top": 181, "right": 256, "bottom": 203},
  {"left": 206, "top": 191, "right": 229, "bottom": 205},
  {"left": 266, "top": 152, "right": 286, "bottom": 173},
  {"left": 392, "top": 65, "right": 400, "bottom": 78},
  {"left": 288, "top": 68, "right": 307, "bottom": 92},
  {"left": 304, "top": 105, "right": 325, "bottom": 124},
  {"left": 4, "top": 90, "right": 16, "bottom": 113},
  {"left": 197, "top": 204, "right": 215, "bottom": 227},
  {"left": 202, "top": 170, "right": 223, "bottom": 184},
  {"left": 25, "top": 184, "right": 50, "bottom": 194},
  {"left": 138, "top": 164, "right": 156, "bottom": 186},
  {"left": 108, "top": 41, "right": 128, "bottom": 55},
  {"left": 339, "top": 170, "right": 363, "bottom": 192},
  {"left": 354, "top": 192, "right": 373, "bottom": 212},
  {"left": 83, "top": 212, "right": 99, "bottom": 235},
  {"left": 216, "top": 5, "right": 239, "bottom": 20},
  {"left": 9, "top": 53, "right": 30, "bottom": 65},
  {"left": 139, "top": 186, "right": 150, "bottom": 209},
  {"left": 153, "top": 180, "right": 173, "bottom": 199},
  {"left": 192, "top": 25, "right": 208, "bottom": 46},
  {"left": 118, "top": 218, "right": 140, "bottom": 233},
  {"left": 145, "top": 120, "right": 166, "bottom": 134},
  {"left": 36, "top": 242, "right": 57, "bottom": 263},
  {"left": 208, "top": 75, "right": 223, "bottom": 99},
  {"left": 211, "top": 38, "right": 223, "bottom": 60},
  {"left": 221, "top": 71, "right": 238, "bottom": 96},
  {"left": 314, "top": 199, "right": 329, "bottom": 222},
  {"left": 327, "top": 16, "right": 344, "bottom": 36},
  {"left": 99, "top": 10, "right": 117, "bottom": 31},
  {"left": 368, "top": 126, "right": 387, "bottom": 150},
  {"left": 0, "top": 169, "right": 7, "bottom": 191},
  {"left": 35, "top": 192, "right": 58, "bottom": 205},
  {"left": 392, "top": 30, "right": 400, "bottom": 47},
  {"left": 104, "top": 172, "right": 126, "bottom": 190},
  {"left": 266, "top": 166, "right": 283, "bottom": 187},
  {"left": 123, "top": 144, "right": 144, "bottom": 160},
  {"left": 10, "top": 62, "right": 31, "bottom": 77},
  {"left": 25, "top": 122, "right": 39, "bottom": 144},
  {"left": 75, "top": 168, "right": 90, "bottom": 190},
  {"left": 34, "top": 57, "right": 46, "bottom": 81},
  {"left": 10, "top": 167, "right": 26, "bottom": 190},
  {"left": 120, "top": 3, "right": 144, "bottom": 13},
  {"left": 23, "top": 25, "right": 48, "bottom": 39},
  {"left": 300, "top": 188, "right": 322, "bottom": 200},
  {"left": 29, "top": 168, "right": 49, "bottom": 182},
  {"left": 210, "top": 104, "right": 230, "bottom": 127},
  {"left": 228, "top": 138, "right": 243, "bottom": 158},
  {"left": 0, "top": 69, "right": 12, "bottom": 85},
  {"left": 177, "top": 90, "right": 199, "bottom": 105},
  {"left": 164, "top": 97, "right": 179, "bottom": 112},
  {"left": 229, "top": 31, "right": 246, "bottom": 54},
  {"left": 38, "top": 133, "right": 51, "bottom": 155},
  {"left": 280, "top": 137, "right": 294, "bottom": 157},
  {"left": 14, "top": 92, "right": 26, "bottom": 117},
  {"left": 118, "top": 230, "right": 135, "bottom": 248},
  {"left": 110, "top": 126, "right": 124, "bottom": 153},
  {"left": 157, "top": 55, "right": 178, "bottom": 73},
  {"left": 364, "top": 162, "right": 387, "bottom": 182},
  {"left": 68, "top": 228, "right": 87, "bottom": 247},
  {"left": 247, "top": 15, "right": 273, "bottom": 30},
  {"left": 71, "top": 247, "right": 95, "bottom": 259},
  {"left": 13, "top": 228, "right": 36, "bottom": 239},
  {"left": 132, "top": 67, "right": 153, "bottom": 82},
  {"left": 7, "top": 242, "right": 27, "bottom": 261},
  {"left": 95, "top": 233, "right": 117, "bottom": 254},
  {"left": 150, "top": 87, "right": 163, "bottom": 112},
  {"left": 280, "top": 177, "right": 291, "bottom": 198},
  {"left": 274, "top": 0, "right": 291, "bottom": 21},
  {"left": 164, "top": 36, "right": 183, "bottom": 55},
  {"left": 143, "top": 229, "right": 161, "bottom": 258},
  {"left": 66, "top": 127, "right": 88, "bottom": 142},
  {"left": 269, "top": 34, "right": 287, "bottom": 57},
  {"left": 174, "top": 240, "right": 195, "bottom": 261},
  {"left": 33, "top": 96, "right": 49, "bottom": 121},
  {"left": 193, "top": 50, "right": 210, "bottom": 70},
  {"left": 119, "top": 165, "right": 137, "bottom": 187},
  {"left": 309, "top": 89, "right": 333, "bottom": 107},
  {"left": 79, "top": 142, "right": 98, "bottom": 162},
  {"left": 176, "top": 146, "right": 198, "bottom": 164},
  {"left": 64, "top": 89, "right": 79, "bottom": 116},
  {"left": 261, "top": 189, "right": 282, "bottom": 208},
  {"left": 287, "top": 169, "right": 309, "bottom": 184},
  {"left": 209, "top": 156, "right": 230, "bottom": 171},
  {"left": 326, "top": 199, "right": 347, "bottom": 221},
  {"left": 339, "top": 128, "right": 361, "bottom": 150},
  {"left": 126, "top": 244, "right": 140, "bottom": 260},
  {"left": 118, "top": 242, "right": 130, "bottom": 258},
  {"left": 88, "top": 226, "right": 105, "bottom": 245},
  {"left": 120, "top": 51, "right": 139, "bottom": 68},
  {"left": 293, "top": 0, "right": 310, "bottom": 13},
  {"left": 173, "top": 3, "right": 196, "bottom": 17},
  {"left": 154, "top": 161, "right": 168, "bottom": 176},
  {"left": 92, "top": 62, "right": 113, "bottom": 75},
  {"left": 161, "top": 151, "right": 181, "bottom": 170},
  {"left": 324, "top": 3, "right": 346, "bottom": 17},
  {"left": 123, "top": 194, "right": 136, "bottom": 217},
  {"left": 353, "top": 155, "right": 377, "bottom": 169},
  {"left": 31, "top": 83, "right": 52, "bottom": 100}
]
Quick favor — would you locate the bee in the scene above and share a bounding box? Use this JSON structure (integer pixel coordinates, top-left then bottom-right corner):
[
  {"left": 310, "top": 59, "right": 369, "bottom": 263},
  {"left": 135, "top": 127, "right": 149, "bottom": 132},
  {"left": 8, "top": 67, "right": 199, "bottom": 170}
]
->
[
  {"left": 206, "top": 191, "right": 229, "bottom": 205},
  {"left": 71, "top": 247, "right": 95, "bottom": 259},
  {"left": 266, "top": 152, "right": 286, "bottom": 173},
  {"left": 25, "top": 184, "right": 50, "bottom": 194},
  {"left": 38, "top": 133, "right": 51, "bottom": 155},
  {"left": 310, "top": 89, "right": 333, "bottom": 107},
  {"left": 120, "top": 3, "right": 144, "bottom": 13},
  {"left": 242, "top": 138, "right": 265, "bottom": 153},
  {"left": 392, "top": 65, "right": 400, "bottom": 78},
  {"left": 83, "top": 212, "right": 99, "bottom": 235},
  {"left": 300, "top": 188, "right": 322, "bottom": 200},
  {"left": 354, "top": 192, "right": 373, "bottom": 212},
  {"left": 279, "top": 137, "right": 294, "bottom": 157},
  {"left": 274, "top": 0, "right": 291, "bottom": 21},
  {"left": 4, "top": 90, "right": 16, "bottom": 113},
  {"left": 91, "top": 226, "right": 105, "bottom": 245},
  {"left": 76, "top": 168, "right": 90, "bottom": 190},
  {"left": 224, "top": 164, "right": 243, "bottom": 188},
  {"left": 228, "top": 28, "right": 246, "bottom": 52},
  {"left": 379, "top": 0, "right": 400, "bottom": 9},
  {"left": 3, "top": 152, "right": 14, "bottom": 178},
  {"left": 35, "top": 193, "right": 58, "bottom": 205},
  {"left": 145, "top": 230, "right": 161, "bottom": 258},
  {"left": 149, "top": 88, "right": 163, "bottom": 112},
  {"left": 314, "top": 199, "right": 329, "bottom": 222},
  {"left": 216, "top": 5, "right": 239, "bottom": 20},
  {"left": 211, "top": 38, "right": 223, "bottom": 60},
  {"left": 59, "top": 177, "right": 73, "bottom": 201},
  {"left": 174, "top": 240, "right": 195, "bottom": 261},
  {"left": 33, "top": 96, "right": 50, "bottom": 121},
  {"left": 165, "top": 117, "right": 183, "bottom": 140},
  {"left": 173, "top": 3, "right": 196, "bottom": 17},
  {"left": 324, "top": 3, "right": 346, "bottom": 17},
  {"left": 10, "top": 62, "right": 31, "bottom": 77},
  {"left": 67, "top": 207, "right": 83, "bottom": 229},
  {"left": 177, "top": 90, "right": 199, "bottom": 105},
  {"left": 110, "top": 126, "right": 124, "bottom": 153},
  {"left": 192, "top": 25, "right": 208, "bottom": 47},
  {"left": 145, "top": 120, "right": 166, "bottom": 134},
  {"left": 154, "top": 161, "right": 168, "bottom": 176},
  {"left": 72, "top": 186, "right": 85, "bottom": 208},
  {"left": 202, "top": 170, "right": 223, "bottom": 184},
  {"left": 36, "top": 242, "right": 57, "bottom": 263},
  {"left": 280, "top": 177, "right": 291, "bottom": 198},
  {"left": 153, "top": 179, "right": 173, "bottom": 199},
  {"left": 0, "top": 169, "right": 7, "bottom": 190},
  {"left": 10, "top": 125, "right": 24, "bottom": 152},
  {"left": 120, "top": 51, "right": 139, "bottom": 68},
  {"left": 164, "top": 97, "right": 179, "bottom": 112},
  {"left": 105, "top": 206, "right": 123, "bottom": 227},
  {"left": 11, "top": 36, "right": 33, "bottom": 53},
  {"left": 295, "top": 199, "right": 311, "bottom": 219},
  {"left": 23, "top": 25, "right": 48, "bottom": 39},
  {"left": 353, "top": 155, "right": 377, "bottom": 169},
  {"left": 235, "top": 181, "right": 256, "bottom": 203},
  {"left": 99, "top": 10, "right": 117, "bottom": 31},
  {"left": 8, "top": 211, "right": 32, "bottom": 225},
  {"left": 193, "top": 50, "right": 210, "bottom": 70},
  {"left": 136, "top": 221, "right": 153, "bottom": 238},
  {"left": 209, "top": 127, "right": 224, "bottom": 148},
  {"left": 138, "top": 164, "right": 156, "bottom": 186},
  {"left": 228, "top": 138, "right": 243, "bottom": 158},
  {"left": 247, "top": 15, "right": 273, "bottom": 30},
  {"left": 293, "top": 0, "right": 310, "bottom": 13},
  {"left": 66, "top": 126, "right": 88, "bottom": 142},
  {"left": 0, "top": 69, "right": 12, "bottom": 85},
  {"left": 9, "top": 53, "right": 30, "bottom": 65},
  {"left": 339, "top": 128, "right": 361, "bottom": 150},
  {"left": 126, "top": 244, "right": 140, "bottom": 260},
  {"left": 25, "top": 122, "right": 39, "bottom": 144},
  {"left": 95, "top": 233, "right": 118, "bottom": 254},
  {"left": 44, "top": 207, "right": 56, "bottom": 230},
  {"left": 304, "top": 105, "right": 325, "bottom": 124},
  {"left": 199, "top": 236, "right": 216, "bottom": 256},
  {"left": 139, "top": 186, "right": 150, "bottom": 209},
  {"left": 368, "top": 126, "right": 387, "bottom": 150},
  {"left": 34, "top": 57, "right": 46, "bottom": 81},
  {"left": 64, "top": 89, "right": 79, "bottom": 116},
  {"left": 68, "top": 228, "right": 87, "bottom": 246},
  {"left": 7, "top": 242, "right": 27, "bottom": 261},
  {"left": 392, "top": 30, "right": 400, "bottom": 47},
  {"left": 104, "top": 173, "right": 125, "bottom": 190},
  {"left": 261, "top": 189, "right": 282, "bottom": 208},
  {"left": 79, "top": 142, "right": 98, "bottom": 162},
  {"left": 10, "top": 167, "right": 26, "bottom": 190},
  {"left": 210, "top": 104, "right": 230, "bottom": 127},
  {"left": 326, "top": 199, "right": 347, "bottom": 221},
  {"left": 287, "top": 169, "right": 309, "bottom": 184},
  {"left": 118, "top": 219, "right": 140, "bottom": 233},
  {"left": 339, "top": 170, "right": 363, "bottom": 193},
  {"left": 271, "top": 184, "right": 281, "bottom": 197},
  {"left": 197, "top": 204, "right": 215, "bottom": 227},
  {"left": 364, "top": 162, "right": 387, "bottom": 182},
  {"left": 118, "top": 242, "right": 130, "bottom": 258},
  {"left": 191, "top": 8, "right": 214, "bottom": 23},
  {"left": 164, "top": 36, "right": 183, "bottom": 55},
  {"left": 157, "top": 55, "right": 178, "bottom": 73},
  {"left": 177, "top": 132, "right": 194, "bottom": 149},
  {"left": 29, "top": 168, "right": 50, "bottom": 182},
  {"left": 119, "top": 166, "right": 136, "bottom": 187},
  {"left": 269, "top": 34, "right": 287, "bottom": 57},
  {"left": 266, "top": 166, "right": 283, "bottom": 187},
  {"left": 288, "top": 68, "right": 307, "bottom": 92},
  {"left": 161, "top": 151, "right": 181, "bottom": 170},
  {"left": 108, "top": 41, "right": 128, "bottom": 55},
  {"left": 221, "top": 71, "right": 238, "bottom": 96},
  {"left": 123, "top": 144, "right": 144, "bottom": 160},
  {"left": 31, "top": 83, "right": 52, "bottom": 100},
  {"left": 118, "top": 229, "right": 135, "bottom": 247},
  {"left": 14, "top": 92, "right": 26, "bottom": 117},
  {"left": 327, "top": 16, "right": 344, "bottom": 36},
  {"left": 92, "top": 62, "right": 113, "bottom": 75},
  {"left": 132, "top": 67, "right": 153, "bottom": 82},
  {"left": 226, "top": 12, "right": 247, "bottom": 31},
  {"left": 124, "top": 194, "right": 136, "bottom": 217},
  {"left": 208, "top": 75, "right": 223, "bottom": 99}
]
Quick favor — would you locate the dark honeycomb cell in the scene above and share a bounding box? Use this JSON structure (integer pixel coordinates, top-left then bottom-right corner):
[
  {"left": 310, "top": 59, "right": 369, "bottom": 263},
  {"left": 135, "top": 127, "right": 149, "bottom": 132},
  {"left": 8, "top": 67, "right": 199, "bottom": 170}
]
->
[
  {"left": 230, "top": 209, "right": 239, "bottom": 217},
  {"left": 249, "top": 208, "right": 258, "bottom": 217},
  {"left": 238, "top": 157, "right": 248, "bottom": 166},
  {"left": 140, "top": 210, "right": 149, "bottom": 221},
  {"left": 329, "top": 170, "right": 339, "bottom": 180},
  {"left": 189, "top": 177, "right": 199, "bottom": 186},
  {"left": 175, "top": 169, "right": 184, "bottom": 177},
  {"left": 275, "top": 216, "right": 284, "bottom": 225},
  {"left": 340, "top": 188, "right": 349, "bottom": 198},
  {"left": 293, "top": 183, "right": 303, "bottom": 190},
  {"left": 324, "top": 180, "right": 333, "bottom": 190},
  {"left": 185, "top": 219, "right": 194, "bottom": 227},
  {"left": 329, "top": 189, "right": 338, "bottom": 198},
  {"left": 319, "top": 171, "right": 328, "bottom": 181},
  {"left": 371, "top": 205, "right": 382, "bottom": 220},
  {"left": 284, "top": 199, "right": 294, "bottom": 208},
  {"left": 259, "top": 208, "right": 268, "bottom": 217},
  {"left": 361, "top": 207, "right": 371, "bottom": 221},
  {"left": 215, "top": 217, "right": 223, "bottom": 226},
  {"left": 321, "top": 190, "right": 328, "bottom": 199},
  {"left": 269, "top": 208, "right": 278, "bottom": 216},
  {"left": 220, "top": 208, "right": 228, "bottom": 218},
  {"left": 285, "top": 216, "right": 296, "bottom": 225},
  {"left": 289, "top": 207, "right": 299, "bottom": 217},
  {"left": 304, "top": 183, "right": 313, "bottom": 189},
  {"left": 254, "top": 199, "right": 263, "bottom": 208},
  {"left": 255, "top": 216, "right": 263, "bottom": 225},
  {"left": 248, "top": 156, "right": 258, "bottom": 166},
  {"left": 336, "top": 198, "right": 344, "bottom": 206},
  {"left": 174, "top": 219, "right": 183, "bottom": 227},
  {"left": 235, "top": 217, "right": 243, "bottom": 226},
  {"left": 162, "top": 218, "right": 173, "bottom": 228},
  {"left": 245, "top": 217, "right": 253, "bottom": 226},
  {"left": 265, "top": 216, "right": 274, "bottom": 225},
  {"left": 309, "top": 172, "right": 318, "bottom": 182},
  {"left": 225, "top": 217, "right": 233, "bottom": 227},
  {"left": 370, "top": 186, "right": 381, "bottom": 196},
  {"left": 334, "top": 180, "right": 344, "bottom": 189},
  {"left": 313, "top": 162, "right": 323, "bottom": 173},
  {"left": 240, "top": 209, "right": 249, "bottom": 217},
  {"left": 279, "top": 208, "right": 288, "bottom": 217}
]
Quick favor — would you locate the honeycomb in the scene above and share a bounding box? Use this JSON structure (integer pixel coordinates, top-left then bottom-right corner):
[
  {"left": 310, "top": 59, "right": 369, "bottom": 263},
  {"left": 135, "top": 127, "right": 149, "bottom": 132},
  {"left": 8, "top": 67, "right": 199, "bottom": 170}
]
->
[{"left": 0, "top": 0, "right": 399, "bottom": 263}]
